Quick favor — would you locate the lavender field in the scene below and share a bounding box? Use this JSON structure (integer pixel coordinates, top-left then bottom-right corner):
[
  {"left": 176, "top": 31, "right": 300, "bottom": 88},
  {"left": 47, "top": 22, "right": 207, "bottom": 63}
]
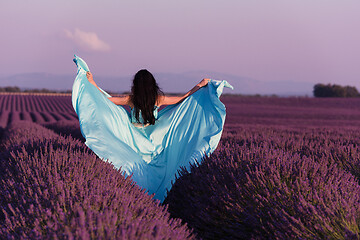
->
[{"left": 1, "top": 93, "right": 360, "bottom": 239}]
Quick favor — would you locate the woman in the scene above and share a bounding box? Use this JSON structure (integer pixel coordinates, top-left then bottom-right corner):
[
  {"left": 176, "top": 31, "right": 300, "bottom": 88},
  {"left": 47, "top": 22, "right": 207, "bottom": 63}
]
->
[
  {"left": 86, "top": 69, "right": 210, "bottom": 127},
  {"left": 72, "top": 55, "right": 232, "bottom": 202}
]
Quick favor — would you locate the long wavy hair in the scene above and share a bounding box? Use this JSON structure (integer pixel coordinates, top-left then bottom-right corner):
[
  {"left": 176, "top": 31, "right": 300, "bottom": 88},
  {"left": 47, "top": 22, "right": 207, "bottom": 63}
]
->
[{"left": 130, "top": 69, "right": 163, "bottom": 125}]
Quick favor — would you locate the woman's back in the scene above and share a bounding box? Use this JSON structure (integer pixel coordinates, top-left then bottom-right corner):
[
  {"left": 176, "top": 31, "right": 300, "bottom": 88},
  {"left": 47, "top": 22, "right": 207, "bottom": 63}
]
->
[{"left": 130, "top": 105, "right": 159, "bottom": 128}]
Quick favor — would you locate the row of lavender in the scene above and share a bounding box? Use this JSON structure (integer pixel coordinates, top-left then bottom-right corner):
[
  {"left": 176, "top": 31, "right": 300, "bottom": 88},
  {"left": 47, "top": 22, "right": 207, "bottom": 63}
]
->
[
  {"left": 166, "top": 126, "right": 360, "bottom": 239},
  {"left": 0, "top": 121, "right": 194, "bottom": 239}
]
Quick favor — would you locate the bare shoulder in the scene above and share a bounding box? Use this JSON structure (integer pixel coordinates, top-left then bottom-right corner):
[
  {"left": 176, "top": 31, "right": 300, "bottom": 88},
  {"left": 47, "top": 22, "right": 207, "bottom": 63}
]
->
[{"left": 156, "top": 95, "right": 165, "bottom": 107}]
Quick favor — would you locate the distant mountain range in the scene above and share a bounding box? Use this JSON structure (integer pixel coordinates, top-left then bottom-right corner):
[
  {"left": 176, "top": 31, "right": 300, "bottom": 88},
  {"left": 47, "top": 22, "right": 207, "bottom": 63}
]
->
[{"left": 0, "top": 72, "right": 314, "bottom": 96}]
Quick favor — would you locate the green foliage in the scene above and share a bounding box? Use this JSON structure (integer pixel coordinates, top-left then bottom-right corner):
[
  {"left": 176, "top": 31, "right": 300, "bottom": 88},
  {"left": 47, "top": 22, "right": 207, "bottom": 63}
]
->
[
  {"left": 313, "top": 83, "right": 360, "bottom": 97},
  {"left": 0, "top": 86, "right": 21, "bottom": 92}
]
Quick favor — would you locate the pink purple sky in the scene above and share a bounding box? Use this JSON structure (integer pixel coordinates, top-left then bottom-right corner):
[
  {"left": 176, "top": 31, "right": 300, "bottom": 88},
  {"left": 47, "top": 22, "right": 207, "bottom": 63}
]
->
[{"left": 0, "top": 0, "right": 359, "bottom": 92}]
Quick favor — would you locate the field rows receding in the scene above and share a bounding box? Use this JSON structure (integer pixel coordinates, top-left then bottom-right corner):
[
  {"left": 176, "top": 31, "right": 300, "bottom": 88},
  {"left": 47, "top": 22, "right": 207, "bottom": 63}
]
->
[
  {"left": 222, "top": 96, "right": 360, "bottom": 129},
  {"left": 0, "top": 94, "right": 77, "bottom": 128},
  {"left": 2, "top": 94, "right": 360, "bottom": 239},
  {"left": 2, "top": 94, "right": 360, "bottom": 130}
]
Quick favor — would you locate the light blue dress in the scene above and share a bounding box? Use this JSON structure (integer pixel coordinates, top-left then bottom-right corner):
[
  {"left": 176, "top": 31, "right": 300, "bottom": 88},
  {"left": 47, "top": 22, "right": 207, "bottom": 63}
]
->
[{"left": 72, "top": 55, "right": 233, "bottom": 201}]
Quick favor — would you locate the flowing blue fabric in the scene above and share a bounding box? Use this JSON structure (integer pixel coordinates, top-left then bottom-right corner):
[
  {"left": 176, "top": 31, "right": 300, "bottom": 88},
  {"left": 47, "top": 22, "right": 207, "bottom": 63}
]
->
[{"left": 72, "top": 55, "right": 233, "bottom": 201}]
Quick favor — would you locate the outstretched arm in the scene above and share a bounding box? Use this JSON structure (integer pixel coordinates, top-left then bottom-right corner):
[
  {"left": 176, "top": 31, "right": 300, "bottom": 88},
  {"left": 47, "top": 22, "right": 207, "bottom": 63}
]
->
[
  {"left": 158, "top": 78, "right": 210, "bottom": 107},
  {"left": 86, "top": 71, "right": 131, "bottom": 106}
]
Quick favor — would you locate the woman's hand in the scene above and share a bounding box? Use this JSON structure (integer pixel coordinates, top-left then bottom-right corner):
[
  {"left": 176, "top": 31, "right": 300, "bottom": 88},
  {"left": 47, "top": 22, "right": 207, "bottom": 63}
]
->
[
  {"left": 197, "top": 78, "right": 210, "bottom": 88},
  {"left": 86, "top": 71, "right": 94, "bottom": 83},
  {"left": 86, "top": 71, "right": 101, "bottom": 91}
]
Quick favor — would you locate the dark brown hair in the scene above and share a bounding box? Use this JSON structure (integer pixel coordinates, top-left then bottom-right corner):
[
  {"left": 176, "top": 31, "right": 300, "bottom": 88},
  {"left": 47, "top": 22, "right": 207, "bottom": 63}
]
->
[{"left": 130, "top": 69, "right": 163, "bottom": 125}]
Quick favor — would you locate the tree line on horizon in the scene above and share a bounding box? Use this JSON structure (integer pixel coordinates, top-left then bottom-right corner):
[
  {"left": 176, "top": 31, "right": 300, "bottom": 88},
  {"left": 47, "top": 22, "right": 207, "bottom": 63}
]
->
[{"left": 313, "top": 84, "right": 360, "bottom": 98}]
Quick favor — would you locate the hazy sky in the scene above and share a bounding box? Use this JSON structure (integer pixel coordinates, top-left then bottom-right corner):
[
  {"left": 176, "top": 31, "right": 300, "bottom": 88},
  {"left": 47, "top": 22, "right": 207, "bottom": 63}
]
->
[{"left": 1, "top": 0, "right": 359, "bottom": 89}]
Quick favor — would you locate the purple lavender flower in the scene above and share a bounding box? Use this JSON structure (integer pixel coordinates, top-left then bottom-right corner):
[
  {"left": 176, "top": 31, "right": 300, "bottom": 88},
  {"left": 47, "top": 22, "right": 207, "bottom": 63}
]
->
[{"left": 0, "top": 122, "right": 194, "bottom": 239}]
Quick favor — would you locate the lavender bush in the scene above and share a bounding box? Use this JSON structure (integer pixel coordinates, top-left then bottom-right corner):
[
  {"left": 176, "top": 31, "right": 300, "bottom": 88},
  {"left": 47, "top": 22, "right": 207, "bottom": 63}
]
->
[
  {"left": 0, "top": 120, "right": 59, "bottom": 150},
  {"left": 0, "top": 110, "right": 10, "bottom": 128},
  {"left": 44, "top": 120, "right": 84, "bottom": 141},
  {"left": 0, "top": 121, "right": 194, "bottom": 239},
  {"left": 165, "top": 127, "right": 360, "bottom": 239}
]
